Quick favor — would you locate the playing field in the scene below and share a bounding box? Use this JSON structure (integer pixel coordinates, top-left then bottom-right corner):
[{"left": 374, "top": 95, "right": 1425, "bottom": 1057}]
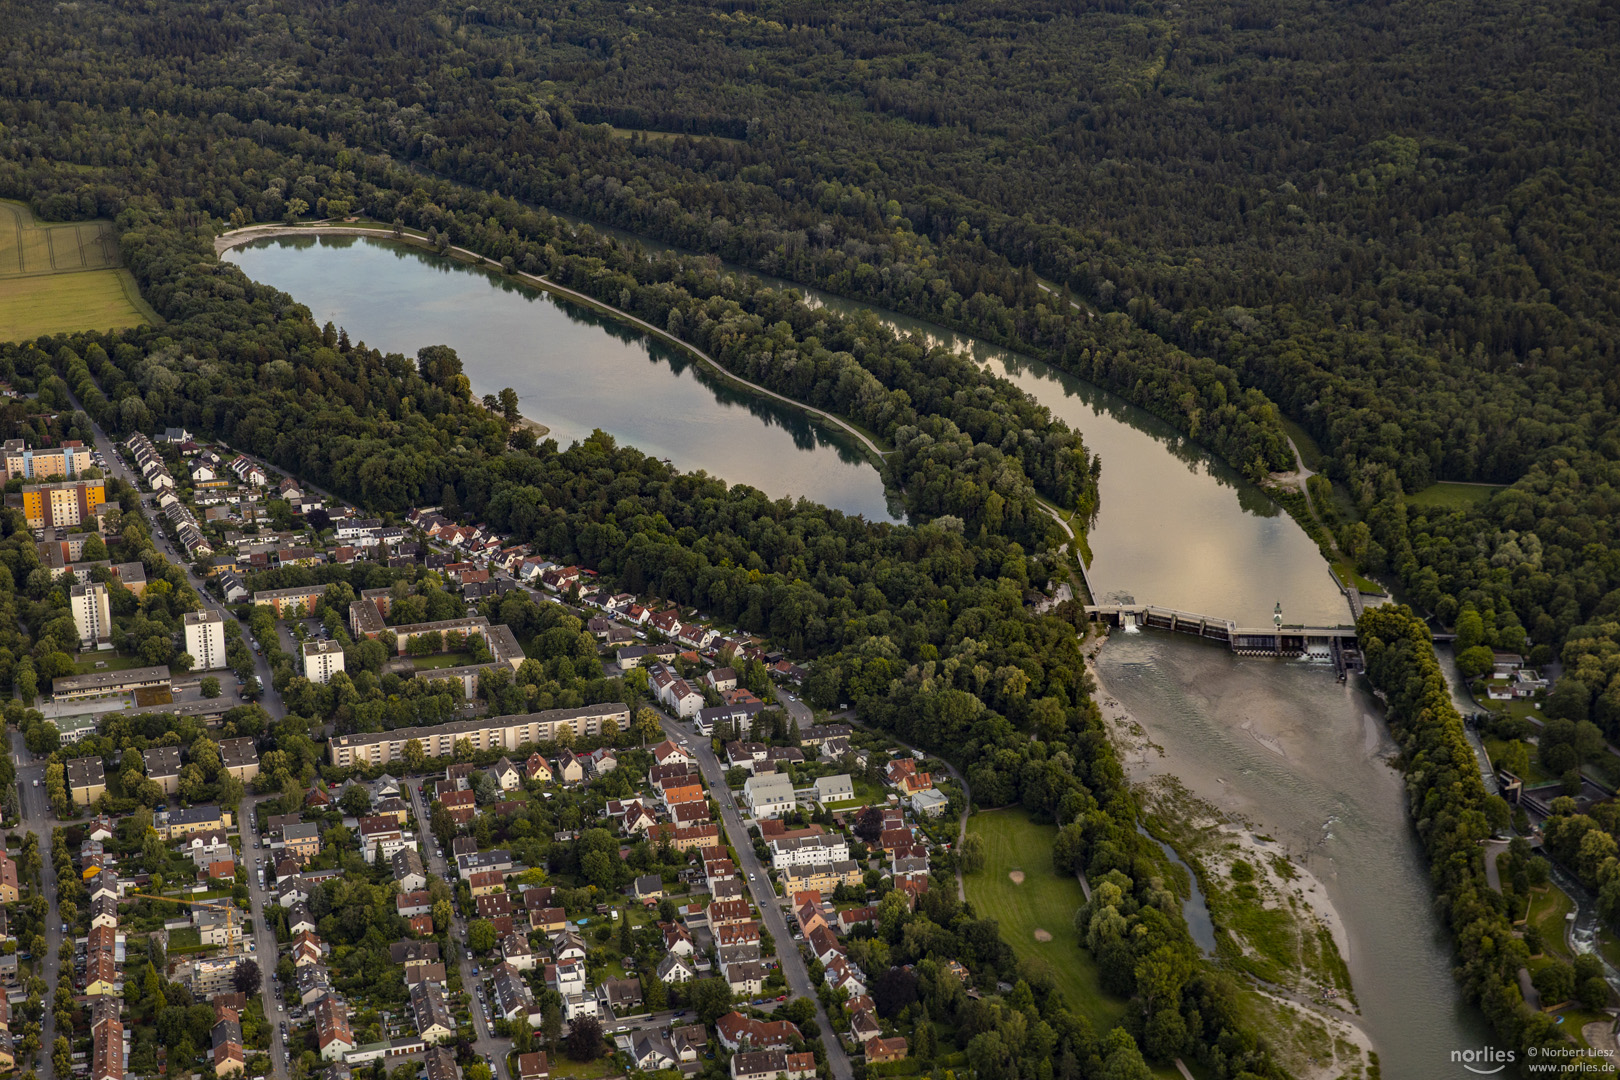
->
[
  {"left": 0, "top": 271, "right": 149, "bottom": 340},
  {"left": 0, "top": 199, "right": 153, "bottom": 342},
  {"left": 964, "top": 808, "right": 1128, "bottom": 1033}
]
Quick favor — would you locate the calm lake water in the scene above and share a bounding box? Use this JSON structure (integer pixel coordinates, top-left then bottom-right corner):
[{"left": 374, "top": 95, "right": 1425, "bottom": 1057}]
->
[
  {"left": 798, "top": 296, "right": 1351, "bottom": 626},
  {"left": 225, "top": 236, "right": 902, "bottom": 522}
]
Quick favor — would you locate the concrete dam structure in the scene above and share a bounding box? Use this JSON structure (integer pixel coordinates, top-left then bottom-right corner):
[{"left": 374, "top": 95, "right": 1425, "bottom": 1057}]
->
[{"left": 1086, "top": 603, "right": 1365, "bottom": 673}]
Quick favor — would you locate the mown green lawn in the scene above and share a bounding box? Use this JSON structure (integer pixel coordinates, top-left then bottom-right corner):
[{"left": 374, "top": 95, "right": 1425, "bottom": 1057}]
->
[
  {"left": 72, "top": 650, "right": 147, "bottom": 675},
  {"left": 1526, "top": 885, "right": 1575, "bottom": 962},
  {"left": 963, "top": 808, "right": 1128, "bottom": 1034}
]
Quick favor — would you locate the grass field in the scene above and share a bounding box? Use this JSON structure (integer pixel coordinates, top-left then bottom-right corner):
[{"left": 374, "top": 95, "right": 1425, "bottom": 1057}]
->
[
  {"left": 0, "top": 270, "right": 150, "bottom": 340},
  {"left": 964, "top": 808, "right": 1128, "bottom": 1033},
  {"left": 0, "top": 199, "right": 155, "bottom": 342},
  {"left": 411, "top": 651, "right": 476, "bottom": 670},
  {"left": 1405, "top": 481, "right": 1505, "bottom": 511},
  {"left": 72, "top": 650, "right": 149, "bottom": 676},
  {"left": 1330, "top": 561, "right": 1384, "bottom": 595},
  {"left": 1525, "top": 885, "right": 1575, "bottom": 961},
  {"left": 0, "top": 200, "right": 120, "bottom": 277}
]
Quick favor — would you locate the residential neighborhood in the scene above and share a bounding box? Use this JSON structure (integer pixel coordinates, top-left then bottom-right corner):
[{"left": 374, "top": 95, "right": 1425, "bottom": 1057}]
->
[{"left": 0, "top": 418, "right": 973, "bottom": 1080}]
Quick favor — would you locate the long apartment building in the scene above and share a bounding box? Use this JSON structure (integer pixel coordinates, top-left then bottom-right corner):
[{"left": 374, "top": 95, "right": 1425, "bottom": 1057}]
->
[
  {"left": 252, "top": 585, "right": 327, "bottom": 618},
  {"left": 327, "top": 703, "right": 631, "bottom": 767},
  {"left": 9, "top": 478, "right": 106, "bottom": 529},
  {"left": 2, "top": 439, "right": 93, "bottom": 480}
]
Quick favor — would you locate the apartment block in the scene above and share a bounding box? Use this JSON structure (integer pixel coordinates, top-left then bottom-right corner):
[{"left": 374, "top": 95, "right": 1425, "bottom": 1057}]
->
[{"left": 184, "top": 610, "right": 227, "bottom": 670}]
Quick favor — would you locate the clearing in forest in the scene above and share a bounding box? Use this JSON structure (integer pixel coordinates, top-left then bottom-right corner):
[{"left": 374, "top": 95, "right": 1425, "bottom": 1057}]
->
[{"left": 0, "top": 199, "right": 154, "bottom": 341}]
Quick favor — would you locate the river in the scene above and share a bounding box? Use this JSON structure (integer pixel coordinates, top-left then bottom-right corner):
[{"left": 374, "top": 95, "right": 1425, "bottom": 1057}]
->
[
  {"left": 224, "top": 222, "right": 1479, "bottom": 1072},
  {"left": 224, "top": 235, "right": 902, "bottom": 522},
  {"left": 1097, "top": 634, "right": 1492, "bottom": 1074},
  {"left": 560, "top": 214, "right": 1347, "bottom": 627}
]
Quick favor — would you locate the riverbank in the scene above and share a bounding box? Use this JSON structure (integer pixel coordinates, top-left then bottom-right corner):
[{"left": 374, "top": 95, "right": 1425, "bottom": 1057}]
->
[
  {"left": 1096, "top": 654, "right": 1375, "bottom": 1080},
  {"left": 1089, "top": 629, "right": 1491, "bottom": 1077}
]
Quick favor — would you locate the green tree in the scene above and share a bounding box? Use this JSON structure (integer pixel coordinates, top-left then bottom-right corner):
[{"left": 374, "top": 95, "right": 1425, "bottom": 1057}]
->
[
  {"left": 1532, "top": 962, "right": 1575, "bottom": 1006},
  {"left": 564, "top": 1016, "right": 603, "bottom": 1062},
  {"left": 632, "top": 708, "right": 661, "bottom": 745},
  {"left": 468, "top": 919, "right": 497, "bottom": 953},
  {"left": 1545, "top": 679, "right": 1592, "bottom": 723},
  {"left": 403, "top": 739, "right": 426, "bottom": 771},
  {"left": 541, "top": 1002, "right": 562, "bottom": 1049},
  {"left": 1455, "top": 608, "right": 1486, "bottom": 652},
  {"left": 200, "top": 676, "right": 222, "bottom": 698},
  {"left": 686, "top": 978, "right": 732, "bottom": 1025},
  {"left": 958, "top": 833, "right": 985, "bottom": 875},
  {"left": 1455, "top": 645, "right": 1495, "bottom": 679},
  {"left": 340, "top": 785, "right": 373, "bottom": 817}
]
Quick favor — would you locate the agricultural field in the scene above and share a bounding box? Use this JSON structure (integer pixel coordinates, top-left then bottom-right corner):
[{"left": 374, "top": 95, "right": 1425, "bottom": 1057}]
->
[{"left": 0, "top": 199, "right": 155, "bottom": 341}]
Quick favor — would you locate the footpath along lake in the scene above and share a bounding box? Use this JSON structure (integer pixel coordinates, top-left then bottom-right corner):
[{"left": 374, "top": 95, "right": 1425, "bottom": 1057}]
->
[{"left": 226, "top": 226, "right": 1488, "bottom": 1073}]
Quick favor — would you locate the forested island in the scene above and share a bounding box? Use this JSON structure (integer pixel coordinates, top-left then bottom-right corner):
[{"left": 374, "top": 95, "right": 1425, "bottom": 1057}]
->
[{"left": 1, "top": 0, "right": 1618, "bottom": 1075}]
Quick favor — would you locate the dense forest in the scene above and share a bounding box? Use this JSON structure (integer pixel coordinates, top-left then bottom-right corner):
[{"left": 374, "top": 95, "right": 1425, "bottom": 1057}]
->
[
  {"left": 3, "top": 0, "right": 1616, "bottom": 674},
  {"left": 2, "top": 0, "right": 1618, "bottom": 1068}
]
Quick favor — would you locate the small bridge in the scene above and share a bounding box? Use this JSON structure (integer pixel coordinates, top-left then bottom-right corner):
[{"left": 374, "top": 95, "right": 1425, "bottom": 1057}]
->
[{"left": 1086, "top": 603, "right": 1365, "bottom": 673}]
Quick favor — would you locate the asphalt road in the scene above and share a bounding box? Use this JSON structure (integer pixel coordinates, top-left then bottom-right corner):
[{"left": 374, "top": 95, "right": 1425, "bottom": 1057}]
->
[
  {"left": 239, "top": 795, "right": 295, "bottom": 1079},
  {"left": 11, "top": 730, "right": 60, "bottom": 1079},
  {"left": 82, "top": 418, "right": 284, "bottom": 718},
  {"left": 654, "top": 714, "right": 853, "bottom": 1080},
  {"left": 406, "top": 779, "right": 510, "bottom": 1080}
]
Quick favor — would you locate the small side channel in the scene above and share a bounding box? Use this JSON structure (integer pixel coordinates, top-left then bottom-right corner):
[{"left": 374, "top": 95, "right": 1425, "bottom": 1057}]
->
[{"left": 1136, "top": 823, "right": 1218, "bottom": 956}]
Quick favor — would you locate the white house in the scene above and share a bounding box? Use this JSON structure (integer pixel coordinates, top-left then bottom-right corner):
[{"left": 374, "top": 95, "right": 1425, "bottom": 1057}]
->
[
  {"left": 743, "top": 774, "right": 796, "bottom": 819},
  {"left": 813, "top": 774, "right": 854, "bottom": 805},
  {"left": 656, "top": 953, "right": 696, "bottom": 983}
]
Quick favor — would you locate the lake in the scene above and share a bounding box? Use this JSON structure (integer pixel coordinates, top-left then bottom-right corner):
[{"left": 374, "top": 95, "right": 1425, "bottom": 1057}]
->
[{"left": 225, "top": 235, "right": 902, "bottom": 522}]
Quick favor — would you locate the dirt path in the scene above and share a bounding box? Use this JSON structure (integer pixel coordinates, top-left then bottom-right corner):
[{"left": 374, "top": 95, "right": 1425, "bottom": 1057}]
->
[{"left": 1270, "top": 434, "right": 1317, "bottom": 514}]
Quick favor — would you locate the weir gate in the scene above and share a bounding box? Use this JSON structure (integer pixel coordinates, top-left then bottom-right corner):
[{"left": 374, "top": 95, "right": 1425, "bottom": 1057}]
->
[{"left": 1085, "top": 604, "right": 1365, "bottom": 674}]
